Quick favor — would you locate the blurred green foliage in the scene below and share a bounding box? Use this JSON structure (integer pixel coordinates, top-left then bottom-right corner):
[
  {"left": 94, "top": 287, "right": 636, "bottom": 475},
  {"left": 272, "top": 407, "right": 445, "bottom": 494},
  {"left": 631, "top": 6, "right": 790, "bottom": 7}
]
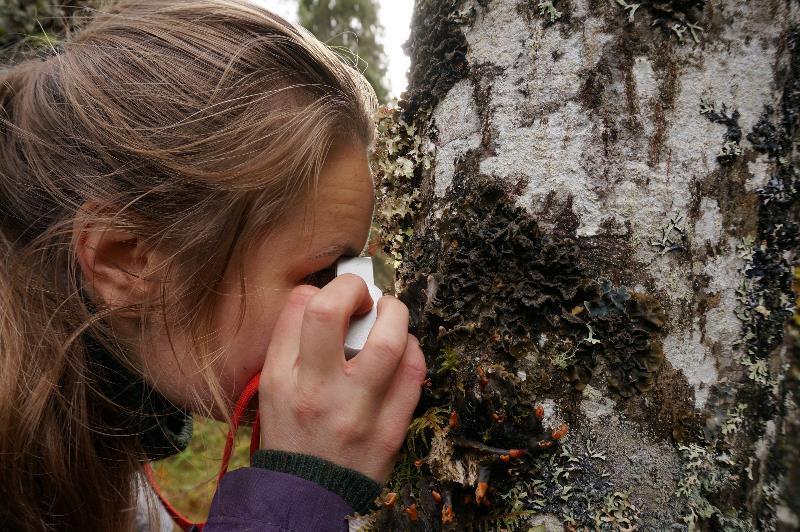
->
[
  {"left": 2, "top": 0, "right": 392, "bottom": 101},
  {"left": 299, "top": 0, "right": 390, "bottom": 102},
  {"left": 154, "top": 416, "right": 252, "bottom": 526}
]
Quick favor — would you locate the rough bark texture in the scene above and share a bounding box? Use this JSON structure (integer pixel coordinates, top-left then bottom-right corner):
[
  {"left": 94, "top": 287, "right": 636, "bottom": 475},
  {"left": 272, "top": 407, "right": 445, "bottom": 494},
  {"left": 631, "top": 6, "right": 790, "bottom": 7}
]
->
[{"left": 363, "top": 0, "right": 800, "bottom": 531}]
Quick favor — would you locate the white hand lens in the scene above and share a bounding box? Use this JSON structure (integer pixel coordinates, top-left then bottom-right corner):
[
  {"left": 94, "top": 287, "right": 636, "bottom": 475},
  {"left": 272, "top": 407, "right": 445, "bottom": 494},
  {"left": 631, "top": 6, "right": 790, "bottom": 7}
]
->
[{"left": 335, "top": 256, "right": 383, "bottom": 359}]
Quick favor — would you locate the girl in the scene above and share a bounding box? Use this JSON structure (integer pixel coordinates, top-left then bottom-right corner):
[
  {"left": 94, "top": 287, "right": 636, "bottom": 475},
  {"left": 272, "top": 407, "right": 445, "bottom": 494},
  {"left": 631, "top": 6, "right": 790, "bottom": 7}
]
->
[{"left": 0, "top": 0, "right": 426, "bottom": 530}]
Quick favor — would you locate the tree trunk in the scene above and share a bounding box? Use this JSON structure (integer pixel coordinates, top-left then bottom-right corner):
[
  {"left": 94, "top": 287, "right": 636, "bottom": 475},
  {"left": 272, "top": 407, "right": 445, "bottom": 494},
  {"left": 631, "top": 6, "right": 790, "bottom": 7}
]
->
[{"left": 368, "top": 0, "right": 800, "bottom": 530}]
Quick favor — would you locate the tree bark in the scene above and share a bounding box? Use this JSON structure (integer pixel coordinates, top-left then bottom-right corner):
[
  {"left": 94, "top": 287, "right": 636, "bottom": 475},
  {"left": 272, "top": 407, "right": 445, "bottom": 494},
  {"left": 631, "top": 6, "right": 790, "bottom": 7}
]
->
[{"left": 368, "top": 0, "right": 800, "bottom": 530}]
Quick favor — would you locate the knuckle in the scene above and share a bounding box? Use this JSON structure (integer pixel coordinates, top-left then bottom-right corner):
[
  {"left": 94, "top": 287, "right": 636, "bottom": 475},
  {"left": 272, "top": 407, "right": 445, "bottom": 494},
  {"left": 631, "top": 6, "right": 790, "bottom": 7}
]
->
[
  {"left": 379, "top": 295, "right": 408, "bottom": 317},
  {"left": 292, "top": 390, "right": 323, "bottom": 423},
  {"left": 291, "top": 284, "right": 319, "bottom": 300},
  {"left": 369, "top": 337, "right": 402, "bottom": 362},
  {"left": 304, "top": 295, "right": 339, "bottom": 323},
  {"left": 341, "top": 272, "right": 367, "bottom": 287},
  {"left": 401, "top": 353, "right": 427, "bottom": 382},
  {"left": 332, "top": 413, "right": 368, "bottom": 443}
]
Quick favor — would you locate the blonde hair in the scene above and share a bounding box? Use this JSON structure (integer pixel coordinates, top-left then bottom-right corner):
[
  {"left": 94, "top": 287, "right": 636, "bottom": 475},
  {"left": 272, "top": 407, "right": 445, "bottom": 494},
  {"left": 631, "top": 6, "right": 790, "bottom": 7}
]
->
[{"left": 0, "top": 0, "right": 377, "bottom": 529}]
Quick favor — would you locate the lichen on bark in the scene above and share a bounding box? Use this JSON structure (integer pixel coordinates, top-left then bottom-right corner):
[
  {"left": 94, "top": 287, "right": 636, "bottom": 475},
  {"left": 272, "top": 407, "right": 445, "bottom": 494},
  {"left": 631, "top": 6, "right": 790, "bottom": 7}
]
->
[{"left": 360, "top": 0, "right": 799, "bottom": 530}]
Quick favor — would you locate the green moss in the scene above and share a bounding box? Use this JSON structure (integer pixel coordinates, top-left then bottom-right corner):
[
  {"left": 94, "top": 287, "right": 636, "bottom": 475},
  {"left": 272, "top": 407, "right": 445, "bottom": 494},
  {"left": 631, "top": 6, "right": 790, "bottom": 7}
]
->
[
  {"left": 404, "top": 406, "right": 448, "bottom": 459},
  {"left": 435, "top": 346, "right": 461, "bottom": 375}
]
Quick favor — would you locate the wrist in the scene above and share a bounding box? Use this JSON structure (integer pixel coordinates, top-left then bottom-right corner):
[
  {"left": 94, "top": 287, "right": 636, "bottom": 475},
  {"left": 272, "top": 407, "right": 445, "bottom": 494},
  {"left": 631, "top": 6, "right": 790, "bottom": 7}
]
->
[{"left": 251, "top": 448, "right": 382, "bottom": 514}]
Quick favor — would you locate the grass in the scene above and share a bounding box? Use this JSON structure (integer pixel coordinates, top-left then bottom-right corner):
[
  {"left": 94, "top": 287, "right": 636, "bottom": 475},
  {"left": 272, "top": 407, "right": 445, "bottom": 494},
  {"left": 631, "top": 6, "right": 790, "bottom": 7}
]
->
[{"left": 151, "top": 416, "right": 253, "bottom": 528}]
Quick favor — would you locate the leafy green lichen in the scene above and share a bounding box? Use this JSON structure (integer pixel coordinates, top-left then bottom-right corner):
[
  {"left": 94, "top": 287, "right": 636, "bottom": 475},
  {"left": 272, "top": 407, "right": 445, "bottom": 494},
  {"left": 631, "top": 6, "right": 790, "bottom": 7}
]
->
[
  {"left": 537, "top": 0, "right": 563, "bottom": 23},
  {"left": 370, "top": 104, "right": 433, "bottom": 270}
]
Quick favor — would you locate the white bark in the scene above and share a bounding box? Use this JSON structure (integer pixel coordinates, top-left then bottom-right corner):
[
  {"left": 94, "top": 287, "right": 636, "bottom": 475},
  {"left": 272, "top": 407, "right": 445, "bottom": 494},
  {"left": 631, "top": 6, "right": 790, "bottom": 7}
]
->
[{"left": 382, "top": 0, "right": 800, "bottom": 529}]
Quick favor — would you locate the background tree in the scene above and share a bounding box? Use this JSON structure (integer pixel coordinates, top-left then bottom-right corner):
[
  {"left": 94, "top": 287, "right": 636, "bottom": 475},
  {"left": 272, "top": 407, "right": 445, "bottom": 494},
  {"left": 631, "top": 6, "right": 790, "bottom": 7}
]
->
[
  {"left": 298, "top": 0, "right": 390, "bottom": 103},
  {"left": 369, "top": 0, "right": 800, "bottom": 530}
]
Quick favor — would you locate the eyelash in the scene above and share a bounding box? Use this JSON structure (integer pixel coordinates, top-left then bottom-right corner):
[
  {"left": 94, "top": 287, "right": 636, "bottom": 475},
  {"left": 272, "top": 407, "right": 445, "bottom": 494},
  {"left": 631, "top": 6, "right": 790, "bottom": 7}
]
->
[{"left": 301, "top": 252, "right": 363, "bottom": 288}]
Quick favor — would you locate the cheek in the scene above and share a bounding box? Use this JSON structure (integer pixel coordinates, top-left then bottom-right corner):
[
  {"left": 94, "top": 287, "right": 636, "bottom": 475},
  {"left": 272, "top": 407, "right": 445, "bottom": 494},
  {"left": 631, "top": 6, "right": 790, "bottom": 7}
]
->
[{"left": 211, "top": 285, "right": 287, "bottom": 400}]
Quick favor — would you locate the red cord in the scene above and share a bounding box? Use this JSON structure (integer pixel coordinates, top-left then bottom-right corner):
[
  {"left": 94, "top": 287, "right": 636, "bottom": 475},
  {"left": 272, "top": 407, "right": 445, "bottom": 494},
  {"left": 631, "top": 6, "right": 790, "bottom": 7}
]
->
[
  {"left": 217, "top": 371, "right": 262, "bottom": 483},
  {"left": 145, "top": 371, "right": 263, "bottom": 531},
  {"left": 143, "top": 462, "right": 198, "bottom": 531},
  {"left": 249, "top": 411, "right": 261, "bottom": 459}
]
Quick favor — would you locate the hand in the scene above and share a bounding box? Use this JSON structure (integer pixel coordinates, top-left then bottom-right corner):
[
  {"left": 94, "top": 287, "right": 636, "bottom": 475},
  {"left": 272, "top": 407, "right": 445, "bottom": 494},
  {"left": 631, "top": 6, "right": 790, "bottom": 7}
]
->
[{"left": 258, "top": 274, "right": 427, "bottom": 482}]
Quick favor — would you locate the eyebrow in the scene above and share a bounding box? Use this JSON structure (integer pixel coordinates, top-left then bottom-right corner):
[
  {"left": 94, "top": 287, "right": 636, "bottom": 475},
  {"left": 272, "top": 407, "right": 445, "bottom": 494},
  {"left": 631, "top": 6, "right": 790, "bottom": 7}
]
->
[{"left": 305, "top": 243, "right": 362, "bottom": 261}]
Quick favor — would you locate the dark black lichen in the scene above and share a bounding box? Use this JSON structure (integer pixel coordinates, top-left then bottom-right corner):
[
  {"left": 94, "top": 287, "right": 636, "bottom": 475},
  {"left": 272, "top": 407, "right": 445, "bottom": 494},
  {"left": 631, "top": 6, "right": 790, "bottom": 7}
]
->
[
  {"left": 747, "top": 106, "right": 781, "bottom": 155},
  {"left": 405, "top": 154, "right": 592, "bottom": 358},
  {"left": 401, "top": 0, "right": 478, "bottom": 122},
  {"left": 615, "top": 0, "right": 706, "bottom": 43},
  {"left": 676, "top": 26, "right": 800, "bottom": 532},
  {"left": 730, "top": 27, "right": 800, "bottom": 531},
  {"left": 398, "top": 151, "right": 667, "bottom": 402},
  {"left": 641, "top": 0, "right": 705, "bottom": 26},
  {"left": 700, "top": 100, "right": 743, "bottom": 165},
  {"left": 359, "top": 148, "right": 670, "bottom": 528},
  {"left": 564, "top": 283, "right": 667, "bottom": 398}
]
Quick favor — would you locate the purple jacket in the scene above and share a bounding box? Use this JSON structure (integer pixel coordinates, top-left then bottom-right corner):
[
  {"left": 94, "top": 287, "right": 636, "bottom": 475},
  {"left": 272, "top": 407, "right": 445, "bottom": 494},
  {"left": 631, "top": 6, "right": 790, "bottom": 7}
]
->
[{"left": 199, "top": 468, "right": 352, "bottom": 531}]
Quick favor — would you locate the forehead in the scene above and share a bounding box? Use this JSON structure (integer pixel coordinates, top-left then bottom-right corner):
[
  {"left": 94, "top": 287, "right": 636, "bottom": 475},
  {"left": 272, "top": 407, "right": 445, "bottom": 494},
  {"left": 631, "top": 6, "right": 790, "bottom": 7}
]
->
[{"left": 291, "top": 138, "right": 375, "bottom": 254}]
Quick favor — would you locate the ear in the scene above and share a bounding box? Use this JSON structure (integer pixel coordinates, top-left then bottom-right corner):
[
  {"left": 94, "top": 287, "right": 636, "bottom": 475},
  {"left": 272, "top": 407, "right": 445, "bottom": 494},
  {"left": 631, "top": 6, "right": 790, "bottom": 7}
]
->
[{"left": 73, "top": 200, "right": 159, "bottom": 317}]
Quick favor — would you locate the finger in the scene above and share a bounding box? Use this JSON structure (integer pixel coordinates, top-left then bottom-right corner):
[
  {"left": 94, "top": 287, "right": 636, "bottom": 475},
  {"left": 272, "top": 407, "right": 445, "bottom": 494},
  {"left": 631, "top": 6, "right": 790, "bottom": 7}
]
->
[
  {"left": 261, "top": 284, "right": 318, "bottom": 384},
  {"left": 375, "top": 334, "right": 426, "bottom": 444},
  {"left": 298, "top": 273, "right": 372, "bottom": 378},
  {"left": 352, "top": 295, "right": 409, "bottom": 391}
]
